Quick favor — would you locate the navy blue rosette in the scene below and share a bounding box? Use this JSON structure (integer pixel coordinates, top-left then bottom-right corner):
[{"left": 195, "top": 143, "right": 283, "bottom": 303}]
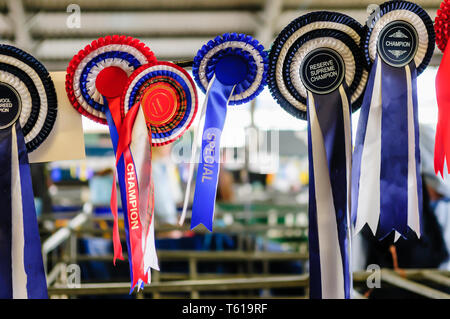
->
[
  {"left": 180, "top": 33, "right": 268, "bottom": 231},
  {"left": 352, "top": 1, "right": 435, "bottom": 241},
  {"left": 268, "top": 11, "right": 368, "bottom": 120},
  {"left": 0, "top": 45, "right": 57, "bottom": 298},
  {"left": 268, "top": 12, "right": 368, "bottom": 299}
]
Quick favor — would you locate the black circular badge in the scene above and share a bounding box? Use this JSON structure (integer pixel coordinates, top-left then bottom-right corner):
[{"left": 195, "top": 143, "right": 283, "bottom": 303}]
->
[
  {"left": 300, "top": 48, "right": 345, "bottom": 95},
  {"left": 377, "top": 21, "right": 418, "bottom": 67},
  {"left": 0, "top": 83, "right": 21, "bottom": 129}
]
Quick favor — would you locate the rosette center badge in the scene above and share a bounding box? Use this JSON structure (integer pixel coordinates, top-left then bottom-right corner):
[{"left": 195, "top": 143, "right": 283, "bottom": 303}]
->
[
  {"left": 0, "top": 83, "right": 21, "bottom": 129},
  {"left": 300, "top": 48, "right": 345, "bottom": 95},
  {"left": 377, "top": 21, "right": 419, "bottom": 67}
]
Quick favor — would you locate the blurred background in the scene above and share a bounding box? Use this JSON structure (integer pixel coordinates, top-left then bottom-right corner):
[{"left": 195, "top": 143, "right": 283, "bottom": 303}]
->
[{"left": 1, "top": 0, "right": 449, "bottom": 299}]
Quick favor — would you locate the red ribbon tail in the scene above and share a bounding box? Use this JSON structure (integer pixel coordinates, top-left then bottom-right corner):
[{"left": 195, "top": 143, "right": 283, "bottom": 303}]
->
[
  {"left": 110, "top": 173, "right": 124, "bottom": 265},
  {"left": 434, "top": 121, "right": 445, "bottom": 177},
  {"left": 115, "top": 102, "right": 141, "bottom": 166},
  {"left": 435, "top": 44, "right": 450, "bottom": 177}
]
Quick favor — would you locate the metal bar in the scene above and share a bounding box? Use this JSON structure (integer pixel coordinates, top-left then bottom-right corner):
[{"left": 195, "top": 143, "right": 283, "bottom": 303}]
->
[
  {"left": 189, "top": 257, "right": 199, "bottom": 299},
  {"left": 381, "top": 269, "right": 450, "bottom": 299},
  {"left": 75, "top": 251, "right": 308, "bottom": 262},
  {"left": 41, "top": 204, "right": 93, "bottom": 274},
  {"left": 7, "top": 0, "right": 33, "bottom": 51},
  {"left": 421, "top": 270, "right": 450, "bottom": 288},
  {"left": 48, "top": 274, "right": 309, "bottom": 296}
]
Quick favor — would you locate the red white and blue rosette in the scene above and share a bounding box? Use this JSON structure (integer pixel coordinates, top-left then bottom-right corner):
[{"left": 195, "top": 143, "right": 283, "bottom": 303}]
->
[
  {"left": 180, "top": 33, "right": 268, "bottom": 231},
  {"left": 121, "top": 61, "right": 198, "bottom": 146},
  {"left": 65, "top": 36, "right": 160, "bottom": 292},
  {"left": 434, "top": 0, "right": 450, "bottom": 177},
  {"left": 65, "top": 35, "right": 156, "bottom": 124},
  {"left": 352, "top": 1, "right": 435, "bottom": 242},
  {"left": 114, "top": 62, "right": 198, "bottom": 289},
  {"left": 0, "top": 45, "right": 57, "bottom": 298},
  {"left": 268, "top": 12, "right": 368, "bottom": 299}
]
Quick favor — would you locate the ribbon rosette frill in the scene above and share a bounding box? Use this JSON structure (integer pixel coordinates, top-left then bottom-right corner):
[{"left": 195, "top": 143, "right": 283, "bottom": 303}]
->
[
  {"left": 352, "top": 1, "right": 435, "bottom": 241},
  {"left": 120, "top": 61, "right": 198, "bottom": 287},
  {"left": 268, "top": 11, "right": 368, "bottom": 299},
  {"left": 434, "top": 0, "right": 450, "bottom": 176},
  {"left": 66, "top": 35, "right": 160, "bottom": 290},
  {"left": 179, "top": 33, "right": 268, "bottom": 231},
  {"left": 0, "top": 45, "right": 57, "bottom": 298}
]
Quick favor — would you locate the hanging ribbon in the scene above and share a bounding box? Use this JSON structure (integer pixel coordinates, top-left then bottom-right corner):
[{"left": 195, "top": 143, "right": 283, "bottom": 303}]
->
[
  {"left": 182, "top": 33, "right": 268, "bottom": 231},
  {"left": 0, "top": 45, "right": 58, "bottom": 299},
  {"left": 119, "top": 61, "right": 198, "bottom": 289},
  {"left": 307, "top": 86, "right": 352, "bottom": 299},
  {"left": 267, "top": 12, "right": 369, "bottom": 299},
  {"left": 352, "top": 57, "right": 422, "bottom": 240},
  {"left": 190, "top": 77, "right": 234, "bottom": 230},
  {"left": 65, "top": 36, "right": 159, "bottom": 291},
  {"left": 353, "top": 1, "right": 435, "bottom": 240},
  {"left": 107, "top": 98, "right": 157, "bottom": 290},
  {"left": 434, "top": 0, "right": 450, "bottom": 176},
  {"left": 0, "top": 123, "right": 48, "bottom": 298}
]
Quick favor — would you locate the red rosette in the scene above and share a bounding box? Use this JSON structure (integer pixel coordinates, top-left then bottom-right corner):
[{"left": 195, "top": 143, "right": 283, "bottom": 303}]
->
[
  {"left": 121, "top": 61, "right": 198, "bottom": 146},
  {"left": 65, "top": 35, "right": 156, "bottom": 124},
  {"left": 435, "top": 0, "right": 450, "bottom": 52}
]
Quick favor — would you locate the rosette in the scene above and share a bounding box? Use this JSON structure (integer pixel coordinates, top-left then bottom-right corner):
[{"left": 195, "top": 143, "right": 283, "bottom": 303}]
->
[
  {"left": 65, "top": 35, "right": 156, "bottom": 124},
  {"left": 0, "top": 45, "right": 57, "bottom": 298},
  {"left": 434, "top": 0, "right": 450, "bottom": 176},
  {"left": 179, "top": 33, "right": 267, "bottom": 231},
  {"left": 111, "top": 62, "right": 198, "bottom": 289},
  {"left": 352, "top": 1, "right": 435, "bottom": 241},
  {"left": 268, "top": 11, "right": 368, "bottom": 299},
  {"left": 268, "top": 11, "right": 368, "bottom": 120},
  {"left": 65, "top": 35, "right": 158, "bottom": 291},
  {"left": 122, "top": 61, "right": 198, "bottom": 146}
]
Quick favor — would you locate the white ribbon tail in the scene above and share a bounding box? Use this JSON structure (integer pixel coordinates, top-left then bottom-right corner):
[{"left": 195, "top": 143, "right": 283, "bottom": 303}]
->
[
  {"left": 309, "top": 92, "right": 345, "bottom": 299},
  {"left": 11, "top": 126, "right": 28, "bottom": 298},
  {"left": 129, "top": 106, "right": 159, "bottom": 283},
  {"left": 355, "top": 58, "right": 382, "bottom": 235},
  {"left": 405, "top": 64, "right": 421, "bottom": 238}
]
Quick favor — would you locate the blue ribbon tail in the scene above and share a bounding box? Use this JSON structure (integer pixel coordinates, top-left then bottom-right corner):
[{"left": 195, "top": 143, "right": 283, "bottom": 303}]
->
[
  {"left": 0, "top": 122, "right": 48, "bottom": 299},
  {"left": 307, "top": 86, "right": 351, "bottom": 299},
  {"left": 379, "top": 62, "right": 409, "bottom": 238},
  {"left": 190, "top": 78, "right": 234, "bottom": 231},
  {"left": 104, "top": 102, "right": 135, "bottom": 287},
  {"left": 353, "top": 57, "right": 422, "bottom": 240}
]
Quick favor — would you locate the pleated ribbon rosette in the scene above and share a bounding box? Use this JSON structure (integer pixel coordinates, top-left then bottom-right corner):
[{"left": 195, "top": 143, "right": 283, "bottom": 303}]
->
[
  {"left": 352, "top": 1, "right": 435, "bottom": 241},
  {"left": 0, "top": 44, "right": 57, "bottom": 298},
  {"left": 268, "top": 11, "right": 368, "bottom": 299},
  {"left": 119, "top": 62, "right": 198, "bottom": 289},
  {"left": 66, "top": 35, "right": 158, "bottom": 291},
  {"left": 179, "top": 33, "right": 268, "bottom": 231}
]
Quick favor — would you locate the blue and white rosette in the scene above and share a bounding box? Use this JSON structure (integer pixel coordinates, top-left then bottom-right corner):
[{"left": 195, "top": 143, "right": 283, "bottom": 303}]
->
[
  {"left": 179, "top": 33, "right": 268, "bottom": 231},
  {"left": 0, "top": 45, "right": 57, "bottom": 299},
  {"left": 352, "top": 1, "right": 435, "bottom": 241},
  {"left": 268, "top": 12, "right": 368, "bottom": 299}
]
